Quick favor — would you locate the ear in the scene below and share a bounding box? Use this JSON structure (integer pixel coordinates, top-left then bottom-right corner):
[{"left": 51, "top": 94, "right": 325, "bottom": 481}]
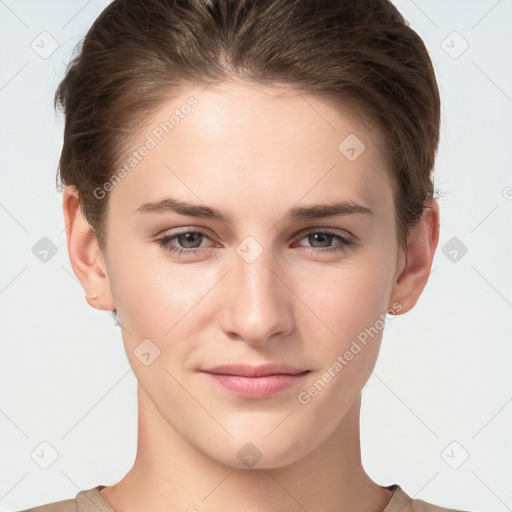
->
[
  {"left": 62, "top": 185, "right": 116, "bottom": 312},
  {"left": 388, "top": 198, "right": 440, "bottom": 315}
]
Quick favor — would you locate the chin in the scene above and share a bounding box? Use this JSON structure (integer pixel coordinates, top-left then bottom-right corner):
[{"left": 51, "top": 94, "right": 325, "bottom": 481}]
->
[{"left": 202, "top": 428, "right": 315, "bottom": 471}]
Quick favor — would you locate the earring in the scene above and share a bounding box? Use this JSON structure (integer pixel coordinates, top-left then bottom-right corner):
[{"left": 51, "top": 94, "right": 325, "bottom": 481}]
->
[
  {"left": 90, "top": 293, "right": 97, "bottom": 299},
  {"left": 111, "top": 309, "right": 120, "bottom": 327}
]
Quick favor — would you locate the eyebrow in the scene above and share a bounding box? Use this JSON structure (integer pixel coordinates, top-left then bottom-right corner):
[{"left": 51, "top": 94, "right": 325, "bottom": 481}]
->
[{"left": 135, "top": 197, "right": 374, "bottom": 223}]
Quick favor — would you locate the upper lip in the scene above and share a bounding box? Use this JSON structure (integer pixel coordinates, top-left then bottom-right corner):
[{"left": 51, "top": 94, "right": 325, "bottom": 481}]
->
[{"left": 202, "top": 364, "right": 310, "bottom": 377}]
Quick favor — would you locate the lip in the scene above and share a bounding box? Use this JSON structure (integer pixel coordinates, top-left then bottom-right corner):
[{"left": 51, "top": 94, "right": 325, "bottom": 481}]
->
[
  {"left": 202, "top": 363, "right": 309, "bottom": 377},
  {"left": 202, "top": 364, "right": 310, "bottom": 399}
]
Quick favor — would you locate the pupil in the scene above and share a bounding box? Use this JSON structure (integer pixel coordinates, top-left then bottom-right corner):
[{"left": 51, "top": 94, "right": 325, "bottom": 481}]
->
[
  {"left": 181, "top": 232, "right": 201, "bottom": 248},
  {"left": 310, "top": 233, "right": 332, "bottom": 247}
]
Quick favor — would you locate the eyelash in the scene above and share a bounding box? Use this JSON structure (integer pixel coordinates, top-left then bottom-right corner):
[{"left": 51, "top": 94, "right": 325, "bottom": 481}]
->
[{"left": 155, "top": 229, "right": 354, "bottom": 257}]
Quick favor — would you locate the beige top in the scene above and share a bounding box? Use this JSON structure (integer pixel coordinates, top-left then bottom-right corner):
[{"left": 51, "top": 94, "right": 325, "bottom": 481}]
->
[{"left": 18, "top": 484, "right": 471, "bottom": 512}]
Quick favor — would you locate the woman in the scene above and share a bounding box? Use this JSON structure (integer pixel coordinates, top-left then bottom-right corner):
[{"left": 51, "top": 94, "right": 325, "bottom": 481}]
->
[{"left": 20, "top": 0, "right": 471, "bottom": 510}]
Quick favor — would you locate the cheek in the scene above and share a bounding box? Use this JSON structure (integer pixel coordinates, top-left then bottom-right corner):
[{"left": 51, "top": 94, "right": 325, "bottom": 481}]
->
[
  {"left": 293, "top": 268, "right": 390, "bottom": 414},
  {"left": 292, "top": 255, "right": 393, "bottom": 343},
  {"left": 110, "top": 258, "right": 224, "bottom": 404},
  {"left": 106, "top": 243, "right": 213, "bottom": 358},
  {"left": 290, "top": 256, "right": 393, "bottom": 404}
]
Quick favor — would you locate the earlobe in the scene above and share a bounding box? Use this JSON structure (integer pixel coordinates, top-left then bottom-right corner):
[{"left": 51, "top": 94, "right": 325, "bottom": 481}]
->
[
  {"left": 388, "top": 199, "right": 440, "bottom": 315},
  {"left": 62, "top": 185, "right": 116, "bottom": 312}
]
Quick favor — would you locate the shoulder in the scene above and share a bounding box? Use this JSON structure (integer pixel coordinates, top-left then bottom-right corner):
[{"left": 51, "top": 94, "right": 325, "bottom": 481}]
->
[
  {"left": 16, "top": 497, "right": 77, "bottom": 512},
  {"left": 385, "top": 485, "right": 475, "bottom": 512},
  {"left": 16, "top": 486, "right": 113, "bottom": 512}
]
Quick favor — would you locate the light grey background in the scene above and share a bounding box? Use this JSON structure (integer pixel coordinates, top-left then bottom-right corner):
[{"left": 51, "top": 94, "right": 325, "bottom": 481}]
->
[{"left": 1, "top": 1, "right": 511, "bottom": 511}]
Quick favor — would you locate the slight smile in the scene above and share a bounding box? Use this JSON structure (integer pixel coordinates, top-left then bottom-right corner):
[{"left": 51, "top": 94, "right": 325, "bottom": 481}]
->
[{"left": 202, "top": 364, "right": 311, "bottom": 399}]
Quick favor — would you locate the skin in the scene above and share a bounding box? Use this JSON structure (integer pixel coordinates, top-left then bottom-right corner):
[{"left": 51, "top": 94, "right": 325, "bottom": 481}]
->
[{"left": 63, "top": 81, "right": 439, "bottom": 512}]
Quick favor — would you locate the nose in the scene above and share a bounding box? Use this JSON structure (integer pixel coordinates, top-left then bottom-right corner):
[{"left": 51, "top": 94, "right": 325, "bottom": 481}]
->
[{"left": 216, "top": 244, "right": 295, "bottom": 346}]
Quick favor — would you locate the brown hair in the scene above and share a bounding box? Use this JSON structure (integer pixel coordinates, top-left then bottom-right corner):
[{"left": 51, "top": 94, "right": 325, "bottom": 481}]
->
[{"left": 55, "top": 0, "right": 440, "bottom": 254}]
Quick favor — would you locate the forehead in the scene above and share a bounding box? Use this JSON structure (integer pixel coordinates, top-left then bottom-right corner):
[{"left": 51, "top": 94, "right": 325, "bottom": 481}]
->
[
  {"left": 109, "top": 81, "right": 394, "bottom": 222},
  {"left": 157, "top": 81, "right": 382, "bottom": 154}
]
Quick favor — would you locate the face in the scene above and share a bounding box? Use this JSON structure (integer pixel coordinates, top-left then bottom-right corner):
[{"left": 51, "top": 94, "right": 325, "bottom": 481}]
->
[{"left": 101, "top": 82, "right": 403, "bottom": 468}]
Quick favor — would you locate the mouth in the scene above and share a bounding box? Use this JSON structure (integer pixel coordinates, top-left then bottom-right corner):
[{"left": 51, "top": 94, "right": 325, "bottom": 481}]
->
[{"left": 201, "top": 364, "right": 311, "bottom": 399}]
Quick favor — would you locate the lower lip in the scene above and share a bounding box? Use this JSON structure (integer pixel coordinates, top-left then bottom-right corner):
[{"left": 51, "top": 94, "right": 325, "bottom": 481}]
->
[{"left": 204, "top": 372, "right": 310, "bottom": 399}]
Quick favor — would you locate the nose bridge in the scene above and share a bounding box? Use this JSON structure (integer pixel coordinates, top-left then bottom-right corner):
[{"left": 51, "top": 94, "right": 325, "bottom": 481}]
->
[
  {"left": 237, "top": 240, "right": 278, "bottom": 302},
  {"left": 218, "top": 235, "right": 293, "bottom": 344}
]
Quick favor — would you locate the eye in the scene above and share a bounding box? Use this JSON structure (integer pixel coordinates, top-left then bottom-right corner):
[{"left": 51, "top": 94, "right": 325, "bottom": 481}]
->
[
  {"left": 294, "top": 230, "right": 354, "bottom": 254},
  {"left": 156, "top": 228, "right": 355, "bottom": 258},
  {"left": 156, "top": 230, "right": 214, "bottom": 257}
]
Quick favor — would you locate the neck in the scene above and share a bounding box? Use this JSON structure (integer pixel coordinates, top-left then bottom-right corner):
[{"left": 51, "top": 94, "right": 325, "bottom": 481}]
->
[{"left": 100, "top": 385, "right": 393, "bottom": 512}]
